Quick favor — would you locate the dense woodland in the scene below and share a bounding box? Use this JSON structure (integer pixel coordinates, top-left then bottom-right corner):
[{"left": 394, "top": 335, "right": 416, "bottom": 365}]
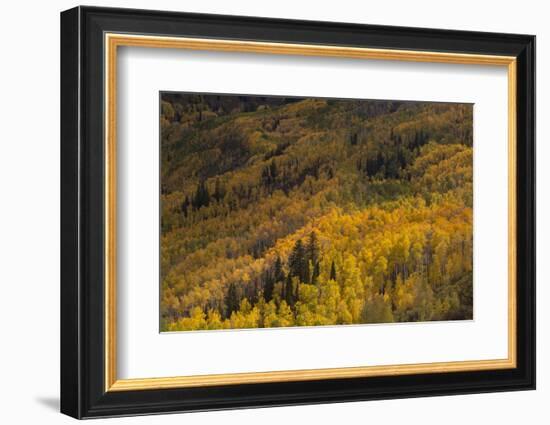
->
[{"left": 160, "top": 93, "right": 473, "bottom": 331}]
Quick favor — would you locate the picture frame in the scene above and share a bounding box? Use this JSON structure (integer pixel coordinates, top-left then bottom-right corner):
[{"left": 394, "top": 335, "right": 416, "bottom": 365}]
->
[{"left": 60, "top": 5, "right": 535, "bottom": 419}]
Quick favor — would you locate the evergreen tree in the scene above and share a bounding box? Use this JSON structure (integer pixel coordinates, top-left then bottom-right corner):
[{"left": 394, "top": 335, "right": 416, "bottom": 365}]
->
[
  {"left": 289, "top": 239, "right": 309, "bottom": 283},
  {"left": 307, "top": 231, "right": 320, "bottom": 266},
  {"left": 274, "top": 256, "right": 285, "bottom": 283},
  {"left": 225, "top": 283, "right": 240, "bottom": 318},
  {"left": 249, "top": 279, "right": 260, "bottom": 305},
  {"left": 181, "top": 195, "right": 190, "bottom": 216},
  {"left": 311, "top": 261, "right": 320, "bottom": 286},
  {"left": 384, "top": 157, "right": 400, "bottom": 179},
  {"left": 285, "top": 273, "right": 294, "bottom": 306},
  {"left": 269, "top": 160, "right": 278, "bottom": 181},
  {"left": 366, "top": 152, "right": 385, "bottom": 177},
  {"left": 261, "top": 166, "right": 270, "bottom": 187},
  {"left": 193, "top": 180, "right": 210, "bottom": 209},
  {"left": 396, "top": 133, "right": 402, "bottom": 146},
  {"left": 330, "top": 260, "right": 337, "bottom": 281},
  {"left": 263, "top": 272, "right": 274, "bottom": 302}
]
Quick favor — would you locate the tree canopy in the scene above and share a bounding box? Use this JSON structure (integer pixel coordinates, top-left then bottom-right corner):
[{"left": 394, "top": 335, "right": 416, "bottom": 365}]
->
[{"left": 160, "top": 94, "right": 473, "bottom": 331}]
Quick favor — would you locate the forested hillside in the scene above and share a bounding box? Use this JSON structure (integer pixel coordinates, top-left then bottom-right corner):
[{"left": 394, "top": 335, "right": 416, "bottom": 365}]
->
[{"left": 160, "top": 93, "right": 473, "bottom": 331}]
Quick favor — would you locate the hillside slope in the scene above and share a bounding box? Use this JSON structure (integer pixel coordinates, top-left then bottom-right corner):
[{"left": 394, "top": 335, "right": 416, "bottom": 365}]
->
[{"left": 160, "top": 94, "right": 473, "bottom": 331}]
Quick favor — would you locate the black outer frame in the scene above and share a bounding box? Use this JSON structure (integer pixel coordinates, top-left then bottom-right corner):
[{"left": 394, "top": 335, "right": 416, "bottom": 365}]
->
[{"left": 60, "top": 5, "right": 536, "bottom": 419}]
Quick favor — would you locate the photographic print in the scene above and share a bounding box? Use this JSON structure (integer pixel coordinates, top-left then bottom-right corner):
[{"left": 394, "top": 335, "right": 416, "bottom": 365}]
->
[
  {"left": 61, "top": 9, "right": 535, "bottom": 417},
  {"left": 160, "top": 93, "right": 473, "bottom": 332}
]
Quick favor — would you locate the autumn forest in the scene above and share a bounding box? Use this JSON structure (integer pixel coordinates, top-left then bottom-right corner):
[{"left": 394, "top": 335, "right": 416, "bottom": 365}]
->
[{"left": 160, "top": 93, "right": 473, "bottom": 332}]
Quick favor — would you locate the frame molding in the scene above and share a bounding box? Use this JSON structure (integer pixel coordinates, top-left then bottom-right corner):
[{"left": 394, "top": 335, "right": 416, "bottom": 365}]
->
[
  {"left": 61, "top": 6, "right": 535, "bottom": 419},
  {"left": 104, "top": 33, "right": 518, "bottom": 392}
]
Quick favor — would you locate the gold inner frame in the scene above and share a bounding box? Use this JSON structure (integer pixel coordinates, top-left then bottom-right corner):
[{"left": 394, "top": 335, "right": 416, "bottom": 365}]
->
[{"left": 104, "top": 33, "right": 517, "bottom": 392}]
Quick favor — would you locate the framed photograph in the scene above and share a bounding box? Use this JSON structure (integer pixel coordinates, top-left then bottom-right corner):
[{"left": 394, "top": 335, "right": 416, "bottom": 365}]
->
[{"left": 60, "top": 6, "right": 535, "bottom": 419}]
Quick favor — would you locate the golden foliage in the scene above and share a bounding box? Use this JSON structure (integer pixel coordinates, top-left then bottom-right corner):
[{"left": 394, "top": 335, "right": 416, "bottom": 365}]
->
[{"left": 159, "top": 95, "right": 473, "bottom": 331}]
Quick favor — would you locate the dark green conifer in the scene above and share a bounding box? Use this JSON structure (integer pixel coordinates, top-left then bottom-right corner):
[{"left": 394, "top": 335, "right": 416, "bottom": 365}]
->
[
  {"left": 225, "top": 283, "right": 240, "bottom": 318},
  {"left": 330, "top": 260, "right": 337, "bottom": 281}
]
